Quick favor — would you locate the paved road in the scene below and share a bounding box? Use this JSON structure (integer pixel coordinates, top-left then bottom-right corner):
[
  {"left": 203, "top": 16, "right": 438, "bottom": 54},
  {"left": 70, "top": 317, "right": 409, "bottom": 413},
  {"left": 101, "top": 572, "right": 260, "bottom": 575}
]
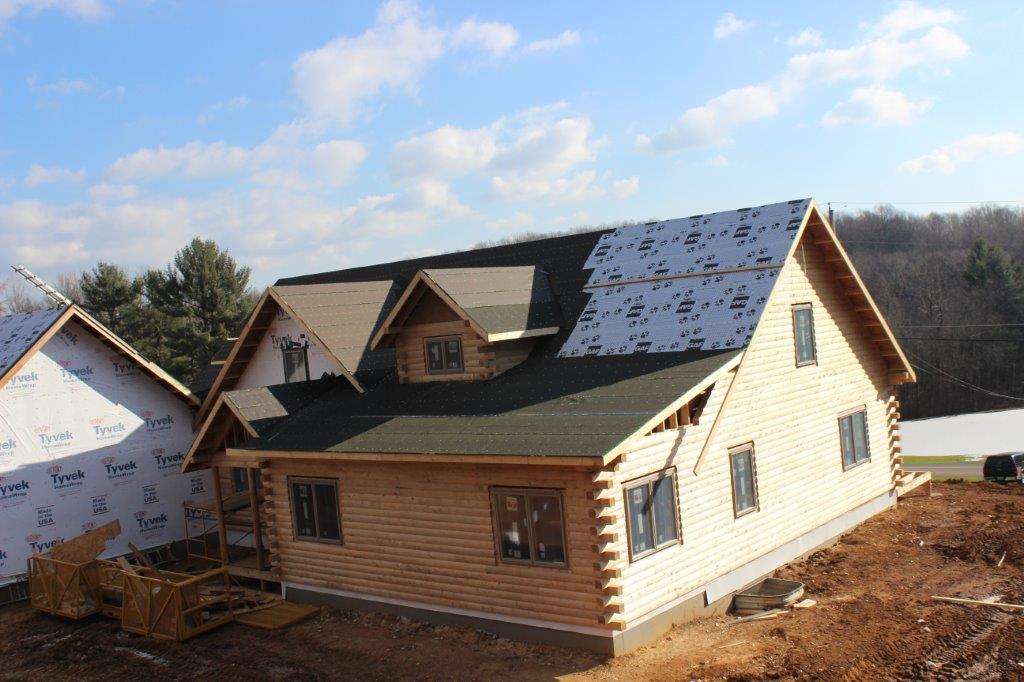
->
[{"left": 904, "top": 461, "right": 982, "bottom": 477}]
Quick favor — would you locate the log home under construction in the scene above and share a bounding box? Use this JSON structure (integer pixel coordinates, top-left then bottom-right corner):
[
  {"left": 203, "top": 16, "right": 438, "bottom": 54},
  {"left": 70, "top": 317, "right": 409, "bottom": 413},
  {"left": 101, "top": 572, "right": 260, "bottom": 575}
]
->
[{"left": 181, "top": 198, "right": 923, "bottom": 654}]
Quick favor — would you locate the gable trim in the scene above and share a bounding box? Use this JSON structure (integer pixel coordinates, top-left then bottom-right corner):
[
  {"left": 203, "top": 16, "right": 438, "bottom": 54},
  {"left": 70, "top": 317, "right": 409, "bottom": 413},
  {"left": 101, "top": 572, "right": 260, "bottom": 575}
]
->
[
  {"left": 601, "top": 351, "right": 744, "bottom": 466},
  {"left": 195, "top": 287, "right": 365, "bottom": 427},
  {"left": 182, "top": 392, "right": 258, "bottom": 472},
  {"left": 370, "top": 271, "right": 490, "bottom": 350},
  {"left": 0, "top": 305, "right": 198, "bottom": 407}
]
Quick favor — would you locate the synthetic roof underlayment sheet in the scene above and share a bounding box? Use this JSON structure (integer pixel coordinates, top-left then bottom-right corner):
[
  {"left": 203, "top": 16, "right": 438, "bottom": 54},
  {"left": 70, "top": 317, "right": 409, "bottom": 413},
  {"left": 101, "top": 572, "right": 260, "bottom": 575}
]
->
[
  {"left": 559, "top": 198, "right": 810, "bottom": 357},
  {"left": 0, "top": 307, "right": 64, "bottom": 376}
]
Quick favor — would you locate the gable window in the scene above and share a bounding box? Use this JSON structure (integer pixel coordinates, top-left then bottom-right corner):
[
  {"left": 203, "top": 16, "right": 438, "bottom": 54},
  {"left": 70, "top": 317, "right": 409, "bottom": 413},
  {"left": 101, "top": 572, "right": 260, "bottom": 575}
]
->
[
  {"left": 792, "top": 304, "right": 817, "bottom": 366},
  {"left": 729, "top": 445, "right": 759, "bottom": 517},
  {"left": 282, "top": 347, "right": 309, "bottom": 383},
  {"left": 425, "top": 336, "right": 464, "bottom": 375},
  {"left": 492, "top": 488, "right": 566, "bottom": 566},
  {"left": 625, "top": 470, "right": 680, "bottom": 561},
  {"left": 290, "top": 477, "right": 342, "bottom": 543},
  {"left": 839, "top": 408, "right": 871, "bottom": 470}
]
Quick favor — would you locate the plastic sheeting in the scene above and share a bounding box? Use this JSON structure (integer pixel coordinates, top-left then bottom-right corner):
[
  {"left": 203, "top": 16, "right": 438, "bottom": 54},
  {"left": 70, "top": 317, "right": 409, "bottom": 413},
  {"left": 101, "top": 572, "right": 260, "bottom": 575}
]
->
[{"left": 0, "top": 317, "right": 210, "bottom": 584}]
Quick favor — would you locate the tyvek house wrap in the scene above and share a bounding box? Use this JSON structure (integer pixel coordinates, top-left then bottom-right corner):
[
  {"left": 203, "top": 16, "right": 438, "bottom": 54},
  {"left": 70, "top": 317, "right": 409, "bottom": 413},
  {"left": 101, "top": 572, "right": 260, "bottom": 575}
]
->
[{"left": 0, "top": 318, "right": 211, "bottom": 583}]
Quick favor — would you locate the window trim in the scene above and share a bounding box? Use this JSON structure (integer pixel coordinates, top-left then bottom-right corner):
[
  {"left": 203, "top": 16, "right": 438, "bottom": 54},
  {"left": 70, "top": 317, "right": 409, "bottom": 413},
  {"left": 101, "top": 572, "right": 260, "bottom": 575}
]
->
[
  {"left": 424, "top": 335, "right": 465, "bottom": 375},
  {"left": 490, "top": 487, "right": 569, "bottom": 569},
  {"left": 728, "top": 443, "right": 760, "bottom": 518},
  {"left": 288, "top": 476, "right": 343, "bottom": 545},
  {"left": 791, "top": 303, "right": 818, "bottom": 367},
  {"left": 282, "top": 346, "right": 310, "bottom": 384},
  {"left": 838, "top": 406, "right": 872, "bottom": 471},
  {"left": 623, "top": 468, "right": 681, "bottom": 562}
]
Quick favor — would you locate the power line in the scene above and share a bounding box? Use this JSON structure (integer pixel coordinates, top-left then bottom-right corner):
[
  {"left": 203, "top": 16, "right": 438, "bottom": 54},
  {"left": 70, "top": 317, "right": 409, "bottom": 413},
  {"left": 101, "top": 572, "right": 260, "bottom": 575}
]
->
[
  {"left": 896, "top": 323, "right": 1024, "bottom": 329},
  {"left": 908, "top": 352, "right": 1024, "bottom": 402}
]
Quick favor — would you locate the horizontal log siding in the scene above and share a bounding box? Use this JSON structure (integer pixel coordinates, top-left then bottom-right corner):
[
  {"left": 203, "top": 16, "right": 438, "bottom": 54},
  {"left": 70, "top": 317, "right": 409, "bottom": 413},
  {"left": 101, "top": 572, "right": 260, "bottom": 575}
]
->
[
  {"left": 394, "top": 320, "right": 495, "bottom": 384},
  {"left": 612, "top": 238, "right": 897, "bottom": 625},
  {"left": 266, "top": 459, "right": 610, "bottom": 628}
]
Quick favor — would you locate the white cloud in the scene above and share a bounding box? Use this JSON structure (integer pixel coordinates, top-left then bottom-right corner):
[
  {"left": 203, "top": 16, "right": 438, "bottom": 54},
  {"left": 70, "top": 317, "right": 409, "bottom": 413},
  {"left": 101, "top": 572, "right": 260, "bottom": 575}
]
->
[
  {"left": 823, "top": 86, "right": 932, "bottom": 127},
  {"left": 636, "top": 85, "right": 785, "bottom": 152},
  {"left": 88, "top": 183, "right": 137, "bottom": 200},
  {"left": 107, "top": 141, "right": 252, "bottom": 181},
  {"left": 709, "top": 154, "right": 729, "bottom": 167},
  {"left": 491, "top": 116, "right": 598, "bottom": 176},
  {"left": 197, "top": 95, "right": 249, "bottom": 124},
  {"left": 713, "top": 12, "right": 754, "bottom": 39},
  {"left": 786, "top": 28, "right": 822, "bottom": 48},
  {"left": 106, "top": 133, "right": 366, "bottom": 188},
  {"left": 312, "top": 140, "right": 368, "bottom": 186},
  {"left": 292, "top": 1, "right": 446, "bottom": 126},
  {"left": 486, "top": 211, "right": 534, "bottom": 231},
  {"left": 450, "top": 18, "right": 518, "bottom": 56},
  {"left": 14, "top": 240, "right": 88, "bottom": 268},
  {"left": 640, "top": 2, "right": 967, "bottom": 154},
  {"left": 27, "top": 76, "right": 92, "bottom": 94},
  {"left": 389, "top": 123, "right": 499, "bottom": 179},
  {"left": 492, "top": 170, "right": 638, "bottom": 203},
  {"left": 0, "top": 0, "right": 108, "bottom": 29},
  {"left": 25, "top": 163, "right": 85, "bottom": 186},
  {"left": 900, "top": 133, "right": 1024, "bottom": 174},
  {"left": 525, "top": 29, "right": 581, "bottom": 53}
]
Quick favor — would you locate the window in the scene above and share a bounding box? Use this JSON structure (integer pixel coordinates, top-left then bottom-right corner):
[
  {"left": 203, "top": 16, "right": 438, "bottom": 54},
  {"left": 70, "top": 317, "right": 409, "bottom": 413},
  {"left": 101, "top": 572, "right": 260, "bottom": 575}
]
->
[
  {"left": 230, "top": 467, "right": 248, "bottom": 493},
  {"left": 729, "top": 445, "right": 759, "bottom": 517},
  {"left": 290, "top": 478, "right": 342, "bottom": 543},
  {"left": 625, "top": 470, "right": 680, "bottom": 561},
  {"left": 425, "top": 336, "right": 464, "bottom": 375},
  {"left": 839, "top": 408, "right": 871, "bottom": 470},
  {"left": 792, "top": 304, "right": 817, "bottom": 366},
  {"left": 492, "top": 489, "right": 566, "bottom": 566},
  {"left": 282, "top": 347, "right": 309, "bottom": 383}
]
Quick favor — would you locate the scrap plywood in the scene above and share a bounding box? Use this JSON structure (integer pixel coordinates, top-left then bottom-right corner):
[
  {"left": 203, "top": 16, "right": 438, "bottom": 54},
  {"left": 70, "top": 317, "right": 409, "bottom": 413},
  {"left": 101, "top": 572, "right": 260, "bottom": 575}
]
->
[
  {"left": 50, "top": 520, "right": 121, "bottom": 564},
  {"left": 235, "top": 601, "right": 319, "bottom": 630}
]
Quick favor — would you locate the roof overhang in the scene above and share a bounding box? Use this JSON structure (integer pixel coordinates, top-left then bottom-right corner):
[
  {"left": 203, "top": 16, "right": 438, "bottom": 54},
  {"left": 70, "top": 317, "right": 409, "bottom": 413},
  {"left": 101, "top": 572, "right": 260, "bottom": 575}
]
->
[
  {"left": 194, "top": 287, "right": 365, "bottom": 428},
  {"left": 0, "top": 305, "right": 198, "bottom": 408},
  {"left": 182, "top": 392, "right": 259, "bottom": 472},
  {"left": 223, "top": 447, "right": 604, "bottom": 468}
]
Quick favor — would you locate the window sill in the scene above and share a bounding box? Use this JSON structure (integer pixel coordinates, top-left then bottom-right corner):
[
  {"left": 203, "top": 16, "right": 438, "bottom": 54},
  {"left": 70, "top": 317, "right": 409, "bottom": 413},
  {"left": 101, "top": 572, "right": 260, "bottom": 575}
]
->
[
  {"left": 842, "top": 457, "right": 871, "bottom": 472},
  {"left": 493, "top": 559, "right": 569, "bottom": 571},
  {"left": 734, "top": 505, "right": 759, "bottom": 519},
  {"left": 628, "top": 539, "right": 681, "bottom": 564}
]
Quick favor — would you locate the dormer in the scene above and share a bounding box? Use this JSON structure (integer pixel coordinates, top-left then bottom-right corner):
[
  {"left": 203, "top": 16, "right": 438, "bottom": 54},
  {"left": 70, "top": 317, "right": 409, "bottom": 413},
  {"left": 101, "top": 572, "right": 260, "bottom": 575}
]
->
[{"left": 370, "top": 266, "right": 560, "bottom": 383}]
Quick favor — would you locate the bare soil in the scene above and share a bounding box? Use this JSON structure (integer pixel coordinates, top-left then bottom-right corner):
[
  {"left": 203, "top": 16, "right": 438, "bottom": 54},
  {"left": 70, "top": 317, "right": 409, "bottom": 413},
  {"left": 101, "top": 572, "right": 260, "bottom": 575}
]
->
[{"left": 5, "top": 481, "right": 1024, "bottom": 681}]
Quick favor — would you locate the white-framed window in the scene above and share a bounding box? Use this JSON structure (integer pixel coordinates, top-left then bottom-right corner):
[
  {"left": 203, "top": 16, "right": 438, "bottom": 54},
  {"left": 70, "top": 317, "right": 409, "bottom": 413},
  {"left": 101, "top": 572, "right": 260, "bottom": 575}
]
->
[
  {"left": 290, "top": 477, "right": 342, "bottom": 543},
  {"left": 282, "top": 347, "right": 309, "bottom": 383},
  {"left": 839, "top": 408, "right": 871, "bottom": 470},
  {"left": 491, "top": 488, "right": 567, "bottom": 567},
  {"left": 624, "top": 469, "right": 680, "bottom": 561},
  {"left": 729, "top": 444, "right": 759, "bottom": 517},
  {"left": 424, "top": 336, "right": 465, "bottom": 375},
  {"left": 792, "top": 304, "right": 817, "bottom": 367}
]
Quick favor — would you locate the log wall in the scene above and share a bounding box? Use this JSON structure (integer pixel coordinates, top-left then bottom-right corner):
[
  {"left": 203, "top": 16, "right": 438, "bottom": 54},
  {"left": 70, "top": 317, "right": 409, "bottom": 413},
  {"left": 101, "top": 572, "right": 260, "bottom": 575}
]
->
[
  {"left": 264, "top": 459, "right": 610, "bottom": 628},
  {"left": 600, "top": 235, "right": 899, "bottom": 626}
]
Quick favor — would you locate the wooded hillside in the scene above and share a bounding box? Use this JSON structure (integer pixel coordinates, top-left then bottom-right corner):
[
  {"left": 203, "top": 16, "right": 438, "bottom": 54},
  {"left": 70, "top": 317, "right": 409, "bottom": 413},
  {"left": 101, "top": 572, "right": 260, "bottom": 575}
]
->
[{"left": 837, "top": 205, "right": 1024, "bottom": 419}]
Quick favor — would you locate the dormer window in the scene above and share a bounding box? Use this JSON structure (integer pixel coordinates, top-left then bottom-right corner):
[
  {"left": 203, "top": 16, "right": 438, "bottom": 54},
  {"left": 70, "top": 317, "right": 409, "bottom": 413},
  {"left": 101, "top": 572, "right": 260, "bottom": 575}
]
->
[
  {"left": 425, "top": 336, "right": 464, "bottom": 374},
  {"left": 283, "top": 347, "right": 309, "bottom": 383}
]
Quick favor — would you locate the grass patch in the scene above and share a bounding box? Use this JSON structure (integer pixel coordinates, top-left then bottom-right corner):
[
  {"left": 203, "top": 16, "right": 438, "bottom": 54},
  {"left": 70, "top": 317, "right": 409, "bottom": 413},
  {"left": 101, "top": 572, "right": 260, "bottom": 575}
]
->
[
  {"left": 902, "top": 455, "right": 982, "bottom": 465},
  {"left": 931, "top": 474, "right": 983, "bottom": 482}
]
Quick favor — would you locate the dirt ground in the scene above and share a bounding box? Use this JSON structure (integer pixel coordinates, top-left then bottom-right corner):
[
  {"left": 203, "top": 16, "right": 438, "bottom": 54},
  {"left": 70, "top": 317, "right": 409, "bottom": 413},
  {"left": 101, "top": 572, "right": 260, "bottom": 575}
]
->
[{"left": 5, "top": 481, "right": 1024, "bottom": 681}]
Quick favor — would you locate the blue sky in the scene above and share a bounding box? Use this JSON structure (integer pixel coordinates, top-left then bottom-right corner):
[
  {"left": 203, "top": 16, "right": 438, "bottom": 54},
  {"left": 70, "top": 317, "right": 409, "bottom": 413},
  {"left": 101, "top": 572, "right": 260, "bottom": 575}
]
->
[{"left": 3, "top": 1, "right": 1023, "bottom": 287}]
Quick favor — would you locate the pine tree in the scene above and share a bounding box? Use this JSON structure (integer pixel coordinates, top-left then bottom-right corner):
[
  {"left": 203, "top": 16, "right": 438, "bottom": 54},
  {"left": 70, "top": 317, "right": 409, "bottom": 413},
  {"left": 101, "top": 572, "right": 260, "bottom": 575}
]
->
[
  {"left": 79, "top": 263, "right": 142, "bottom": 337},
  {"left": 145, "top": 238, "right": 256, "bottom": 382}
]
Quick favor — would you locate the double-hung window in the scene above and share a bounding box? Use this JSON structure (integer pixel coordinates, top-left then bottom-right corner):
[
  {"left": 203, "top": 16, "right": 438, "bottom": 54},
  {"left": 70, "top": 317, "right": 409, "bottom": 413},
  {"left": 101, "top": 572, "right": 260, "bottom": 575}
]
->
[
  {"left": 729, "top": 445, "right": 759, "bottom": 517},
  {"left": 792, "top": 304, "right": 817, "bottom": 366},
  {"left": 425, "top": 336, "right": 464, "bottom": 375},
  {"left": 625, "top": 470, "right": 680, "bottom": 561},
  {"left": 839, "top": 408, "right": 871, "bottom": 470},
  {"left": 492, "top": 488, "right": 566, "bottom": 566},
  {"left": 290, "top": 477, "right": 342, "bottom": 543},
  {"left": 283, "top": 347, "right": 309, "bottom": 383}
]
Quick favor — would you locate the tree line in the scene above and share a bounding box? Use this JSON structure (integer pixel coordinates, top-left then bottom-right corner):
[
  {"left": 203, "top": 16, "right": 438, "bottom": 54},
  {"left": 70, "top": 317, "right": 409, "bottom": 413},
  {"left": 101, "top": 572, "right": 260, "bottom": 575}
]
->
[
  {"left": 837, "top": 205, "right": 1024, "bottom": 419},
  {"left": 1, "top": 239, "right": 257, "bottom": 386},
  {"left": 3, "top": 206, "right": 1022, "bottom": 417}
]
